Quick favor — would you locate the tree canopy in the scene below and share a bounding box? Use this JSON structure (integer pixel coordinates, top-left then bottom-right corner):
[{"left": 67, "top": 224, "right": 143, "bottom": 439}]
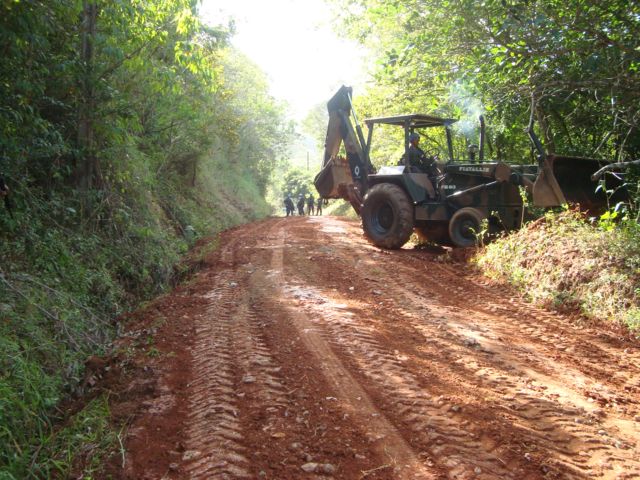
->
[{"left": 332, "top": 0, "right": 640, "bottom": 163}]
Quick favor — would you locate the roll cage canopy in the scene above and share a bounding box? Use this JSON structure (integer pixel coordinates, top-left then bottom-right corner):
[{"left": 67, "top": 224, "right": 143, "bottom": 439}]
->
[
  {"left": 364, "top": 114, "right": 458, "bottom": 163},
  {"left": 364, "top": 114, "right": 457, "bottom": 129}
]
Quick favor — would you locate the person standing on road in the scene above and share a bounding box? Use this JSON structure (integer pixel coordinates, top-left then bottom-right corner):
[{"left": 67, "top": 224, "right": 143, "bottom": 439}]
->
[
  {"left": 316, "top": 197, "right": 323, "bottom": 216},
  {"left": 297, "top": 195, "right": 305, "bottom": 215},
  {"left": 284, "top": 194, "right": 294, "bottom": 216},
  {"left": 306, "top": 193, "right": 315, "bottom": 216}
]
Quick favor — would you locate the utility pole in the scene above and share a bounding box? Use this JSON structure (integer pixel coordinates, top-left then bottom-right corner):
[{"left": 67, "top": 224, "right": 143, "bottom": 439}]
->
[{"left": 306, "top": 152, "right": 309, "bottom": 171}]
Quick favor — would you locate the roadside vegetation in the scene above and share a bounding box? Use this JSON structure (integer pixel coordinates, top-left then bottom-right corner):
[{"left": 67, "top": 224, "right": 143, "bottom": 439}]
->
[
  {"left": 0, "top": 1, "right": 291, "bottom": 478},
  {"left": 476, "top": 209, "right": 640, "bottom": 334}
]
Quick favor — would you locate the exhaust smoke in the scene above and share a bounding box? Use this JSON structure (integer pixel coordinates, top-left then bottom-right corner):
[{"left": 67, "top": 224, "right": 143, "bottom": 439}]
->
[{"left": 448, "top": 82, "right": 485, "bottom": 142}]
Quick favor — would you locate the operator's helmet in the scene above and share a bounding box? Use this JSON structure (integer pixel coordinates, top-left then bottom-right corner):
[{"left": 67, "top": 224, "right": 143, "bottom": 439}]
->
[{"left": 409, "top": 132, "right": 420, "bottom": 142}]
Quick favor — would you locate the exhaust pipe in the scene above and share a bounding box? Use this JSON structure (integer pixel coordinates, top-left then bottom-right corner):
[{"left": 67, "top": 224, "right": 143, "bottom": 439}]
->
[{"left": 479, "top": 115, "right": 485, "bottom": 162}]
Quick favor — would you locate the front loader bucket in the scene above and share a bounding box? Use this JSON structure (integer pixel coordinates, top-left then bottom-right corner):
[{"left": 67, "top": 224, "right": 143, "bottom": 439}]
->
[
  {"left": 532, "top": 155, "right": 627, "bottom": 213},
  {"left": 314, "top": 156, "right": 353, "bottom": 199}
]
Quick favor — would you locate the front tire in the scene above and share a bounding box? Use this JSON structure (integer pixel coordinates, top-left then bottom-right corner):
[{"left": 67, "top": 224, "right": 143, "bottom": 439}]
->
[
  {"left": 448, "top": 207, "right": 484, "bottom": 248},
  {"left": 362, "top": 183, "right": 414, "bottom": 249}
]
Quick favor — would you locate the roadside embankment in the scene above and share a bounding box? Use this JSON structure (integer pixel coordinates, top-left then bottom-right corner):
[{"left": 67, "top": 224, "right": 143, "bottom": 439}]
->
[
  {"left": 475, "top": 210, "right": 640, "bottom": 335},
  {"left": 0, "top": 165, "right": 270, "bottom": 479}
]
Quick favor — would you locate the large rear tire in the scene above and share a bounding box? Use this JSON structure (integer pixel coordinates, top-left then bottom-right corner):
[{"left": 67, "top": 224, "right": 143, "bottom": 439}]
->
[
  {"left": 362, "top": 183, "right": 414, "bottom": 249},
  {"left": 448, "top": 207, "right": 484, "bottom": 248}
]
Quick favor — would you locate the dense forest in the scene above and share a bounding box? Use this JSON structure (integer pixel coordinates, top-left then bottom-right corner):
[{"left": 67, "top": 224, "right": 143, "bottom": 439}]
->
[
  {"left": 1, "top": 0, "right": 639, "bottom": 478},
  {"left": 0, "top": 1, "right": 292, "bottom": 477},
  {"left": 320, "top": 0, "right": 638, "bottom": 167}
]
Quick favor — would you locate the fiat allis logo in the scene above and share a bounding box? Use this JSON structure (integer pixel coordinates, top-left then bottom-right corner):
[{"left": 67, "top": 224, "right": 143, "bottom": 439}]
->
[{"left": 459, "top": 166, "right": 491, "bottom": 173}]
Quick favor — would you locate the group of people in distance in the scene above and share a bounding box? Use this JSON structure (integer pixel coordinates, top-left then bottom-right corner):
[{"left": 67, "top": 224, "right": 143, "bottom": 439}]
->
[{"left": 284, "top": 193, "right": 323, "bottom": 217}]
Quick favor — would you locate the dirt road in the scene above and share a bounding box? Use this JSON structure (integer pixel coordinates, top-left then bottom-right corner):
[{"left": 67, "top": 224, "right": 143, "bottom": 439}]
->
[{"left": 115, "top": 216, "right": 640, "bottom": 479}]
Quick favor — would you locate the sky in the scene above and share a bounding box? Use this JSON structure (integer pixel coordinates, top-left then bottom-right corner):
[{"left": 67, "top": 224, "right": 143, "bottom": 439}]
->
[{"left": 198, "top": 0, "right": 368, "bottom": 123}]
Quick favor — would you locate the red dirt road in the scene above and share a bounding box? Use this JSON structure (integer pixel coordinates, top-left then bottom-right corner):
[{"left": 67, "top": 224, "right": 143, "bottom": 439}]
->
[{"left": 114, "top": 216, "right": 640, "bottom": 479}]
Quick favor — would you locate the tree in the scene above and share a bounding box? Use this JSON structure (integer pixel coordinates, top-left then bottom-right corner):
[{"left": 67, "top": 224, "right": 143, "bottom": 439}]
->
[
  {"left": 281, "top": 168, "right": 315, "bottom": 199},
  {"left": 331, "top": 0, "right": 640, "bottom": 162},
  {"left": 217, "top": 49, "right": 295, "bottom": 195},
  {"left": 76, "top": 1, "right": 97, "bottom": 191},
  {"left": 302, "top": 102, "right": 329, "bottom": 150}
]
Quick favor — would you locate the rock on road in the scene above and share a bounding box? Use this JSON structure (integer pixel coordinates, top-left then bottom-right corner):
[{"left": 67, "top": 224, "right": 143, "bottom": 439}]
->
[{"left": 119, "top": 216, "right": 640, "bottom": 480}]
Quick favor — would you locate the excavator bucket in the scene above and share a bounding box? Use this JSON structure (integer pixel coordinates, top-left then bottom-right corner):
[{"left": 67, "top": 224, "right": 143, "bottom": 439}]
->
[
  {"left": 314, "top": 156, "right": 352, "bottom": 199},
  {"left": 314, "top": 85, "right": 373, "bottom": 213},
  {"left": 314, "top": 156, "right": 366, "bottom": 214},
  {"left": 532, "top": 155, "right": 627, "bottom": 212}
]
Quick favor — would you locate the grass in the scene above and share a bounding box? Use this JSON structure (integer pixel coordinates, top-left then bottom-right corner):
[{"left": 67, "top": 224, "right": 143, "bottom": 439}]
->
[
  {"left": 0, "top": 392, "right": 116, "bottom": 479},
  {"left": 33, "top": 396, "right": 117, "bottom": 480},
  {"left": 0, "top": 158, "right": 270, "bottom": 477},
  {"left": 475, "top": 209, "right": 640, "bottom": 334}
]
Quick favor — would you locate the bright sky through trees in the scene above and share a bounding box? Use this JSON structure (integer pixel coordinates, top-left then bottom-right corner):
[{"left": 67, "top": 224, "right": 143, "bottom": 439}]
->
[{"left": 199, "top": 0, "right": 367, "bottom": 121}]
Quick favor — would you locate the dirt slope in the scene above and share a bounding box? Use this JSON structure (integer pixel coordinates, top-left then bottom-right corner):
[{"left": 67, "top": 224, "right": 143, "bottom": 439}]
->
[{"left": 111, "top": 216, "right": 640, "bottom": 480}]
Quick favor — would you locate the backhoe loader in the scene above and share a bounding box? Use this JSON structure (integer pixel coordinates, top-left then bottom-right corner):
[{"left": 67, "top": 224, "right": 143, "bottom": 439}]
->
[{"left": 314, "top": 86, "right": 627, "bottom": 248}]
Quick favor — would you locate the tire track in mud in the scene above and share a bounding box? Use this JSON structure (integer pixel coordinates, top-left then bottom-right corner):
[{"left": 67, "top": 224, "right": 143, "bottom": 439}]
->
[
  {"left": 388, "top": 277, "right": 637, "bottom": 477},
  {"left": 404, "top": 257, "right": 640, "bottom": 404},
  {"left": 384, "top": 294, "right": 635, "bottom": 479},
  {"left": 180, "top": 218, "right": 396, "bottom": 479},
  {"left": 181, "top": 222, "right": 297, "bottom": 479},
  {"left": 415, "top": 237, "right": 635, "bottom": 376},
  {"left": 182, "top": 285, "right": 301, "bottom": 478},
  {"left": 288, "top": 222, "right": 530, "bottom": 477},
  {"left": 281, "top": 282, "right": 526, "bottom": 479},
  {"left": 296, "top": 217, "right": 640, "bottom": 479},
  {"left": 182, "top": 279, "right": 252, "bottom": 479},
  {"left": 267, "top": 224, "right": 440, "bottom": 479},
  {"left": 383, "top": 262, "right": 640, "bottom": 479},
  {"left": 124, "top": 216, "right": 639, "bottom": 479}
]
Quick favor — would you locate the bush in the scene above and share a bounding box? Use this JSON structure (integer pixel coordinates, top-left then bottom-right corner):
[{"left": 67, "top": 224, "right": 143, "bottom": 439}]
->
[{"left": 475, "top": 210, "right": 640, "bottom": 333}]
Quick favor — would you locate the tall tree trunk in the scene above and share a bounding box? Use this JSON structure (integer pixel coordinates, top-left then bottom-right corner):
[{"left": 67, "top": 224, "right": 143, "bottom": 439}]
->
[
  {"left": 77, "top": 1, "right": 97, "bottom": 191},
  {"left": 536, "top": 104, "right": 556, "bottom": 154}
]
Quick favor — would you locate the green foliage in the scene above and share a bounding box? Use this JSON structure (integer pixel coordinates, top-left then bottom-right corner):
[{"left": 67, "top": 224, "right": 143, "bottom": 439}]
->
[
  {"left": 322, "top": 199, "right": 359, "bottom": 218},
  {"left": 0, "top": 0, "right": 291, "bottom": 477},
  {"left": 280, "top": 168, "right": 316, "bottom": 199},
  {"left": 332, "top": 0, "right": 640, "bottom": 163},
  {"left": 302, "top": 103, "right": 329, "bottom": 151},
  {"left": 0, "top": 186, "right": 175, "bottom": 477},
  {"left": 27, "top": 396, "right": 116, "bottom": 479},
  {"left": 476, "top": 210, "right": 640, "bottom": 334}
]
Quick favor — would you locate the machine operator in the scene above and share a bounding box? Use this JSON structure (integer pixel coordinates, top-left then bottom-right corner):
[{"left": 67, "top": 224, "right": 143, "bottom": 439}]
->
[{"left": 406, "top": 132, "right": 436, "bottom": 173}]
